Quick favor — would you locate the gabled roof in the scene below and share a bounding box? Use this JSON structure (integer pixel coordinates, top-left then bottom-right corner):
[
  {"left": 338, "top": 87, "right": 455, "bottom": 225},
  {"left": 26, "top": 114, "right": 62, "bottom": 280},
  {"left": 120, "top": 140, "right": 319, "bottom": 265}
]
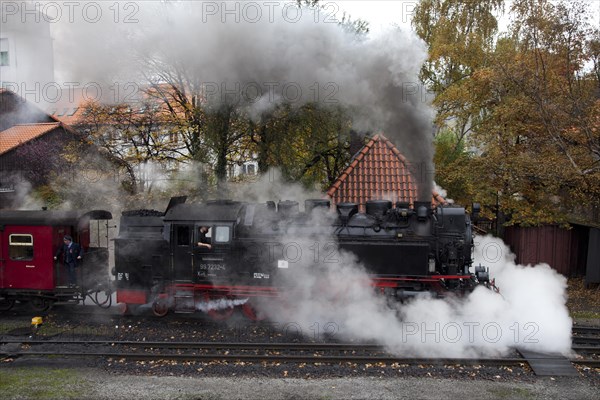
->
[
  {"left": 327, "top": 134, "right": 446, "bottom": 208},
  {"left": 0, "top": 123, "right": 62, "bottom": 155}
]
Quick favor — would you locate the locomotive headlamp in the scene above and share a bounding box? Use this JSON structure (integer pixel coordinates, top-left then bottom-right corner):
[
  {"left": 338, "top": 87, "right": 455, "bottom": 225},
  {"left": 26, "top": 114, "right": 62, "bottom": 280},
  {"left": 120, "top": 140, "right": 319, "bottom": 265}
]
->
[{"left": 475, "top": 265, "right": 489, "bottom": 282}]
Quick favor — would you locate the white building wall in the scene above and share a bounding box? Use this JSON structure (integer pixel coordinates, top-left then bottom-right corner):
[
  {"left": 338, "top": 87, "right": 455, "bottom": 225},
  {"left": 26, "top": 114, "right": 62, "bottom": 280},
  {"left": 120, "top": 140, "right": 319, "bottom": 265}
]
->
[{"left": 0, "top": 4, "right": 55, "bottom": 96}]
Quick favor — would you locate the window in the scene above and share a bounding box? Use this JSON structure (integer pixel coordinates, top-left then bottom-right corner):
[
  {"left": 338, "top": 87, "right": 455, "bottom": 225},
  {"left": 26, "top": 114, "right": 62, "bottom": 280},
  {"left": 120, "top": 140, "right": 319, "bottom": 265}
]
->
[
  {"left": 176, "top": 226, "right": 190, "bottom": 246},
  {"left": 214, "top": 226, "right": 230, "bottom": 243},
  {"left": 9, "top": 234, "right": 34, "bottom": 260},
  {"left": 0, "top": 38, "right": 8, "bottom": 66},
  {"left": 243, "top": 164, "right": 256, "bottom": 175}
]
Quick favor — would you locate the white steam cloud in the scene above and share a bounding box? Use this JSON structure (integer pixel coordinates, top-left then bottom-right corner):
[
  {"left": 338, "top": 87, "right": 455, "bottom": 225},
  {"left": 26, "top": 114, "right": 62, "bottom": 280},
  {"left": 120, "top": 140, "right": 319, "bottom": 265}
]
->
[{"left": 257, "top": 224, "right": 572, "bottom": 358}]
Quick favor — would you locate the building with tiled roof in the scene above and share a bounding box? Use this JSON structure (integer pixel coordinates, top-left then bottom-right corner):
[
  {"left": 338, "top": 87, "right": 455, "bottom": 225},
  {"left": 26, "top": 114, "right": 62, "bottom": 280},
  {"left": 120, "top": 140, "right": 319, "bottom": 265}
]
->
[
  {"left": 327, "top": 134, "right": 446, "bottom": 211},
  {"left": 52, "top": 84, "right": 258, "bottom": 180},
  {"left": 0, "top": 123, "right": 62, "bottom": 155},
  {"left": 0, "top": 90, "right": 86, "bottom": 207},
  {"left": 0, "top": 120, "right": 73, "bottom": 205}
]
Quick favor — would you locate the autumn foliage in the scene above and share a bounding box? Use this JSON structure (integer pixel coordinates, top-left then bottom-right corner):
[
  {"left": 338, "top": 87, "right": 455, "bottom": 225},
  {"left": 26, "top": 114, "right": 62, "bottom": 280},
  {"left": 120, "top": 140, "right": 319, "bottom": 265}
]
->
[{"left": 415, "top": 0, "right": 600, "bottom": 226}]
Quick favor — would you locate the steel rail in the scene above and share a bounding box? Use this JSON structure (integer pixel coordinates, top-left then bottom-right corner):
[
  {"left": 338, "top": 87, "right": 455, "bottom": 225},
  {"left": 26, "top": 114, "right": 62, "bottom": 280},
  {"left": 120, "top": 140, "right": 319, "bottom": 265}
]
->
[
  {"left": 0, "top": 351, "right": 530, "bottom": 364},
  {"left": 3, "top": 339, "right": 598, "bottom": 354},
  {"left": 571, "top": 345, "right": 600, "bottom": 353},
  {"left": 4, "top": 338, "right": 599, "bottom": 348},
  {"left": 572, "top": 336, "right": 600, "bottom": 345},
  {"left": 1, "top": 350, "right": 599, "bottom": 367},
  {"left": 0, "top": 340, "right": 383, "bottom": 351},
  {"left": 572, "top": 326, "right": 600, "bottom": 334}
]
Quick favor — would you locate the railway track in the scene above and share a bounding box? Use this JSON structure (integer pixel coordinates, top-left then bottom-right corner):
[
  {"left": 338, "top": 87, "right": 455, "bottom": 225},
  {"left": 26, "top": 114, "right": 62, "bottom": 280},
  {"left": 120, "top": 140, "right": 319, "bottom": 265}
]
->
[
  {"left": 1, "top": 339, "right": 599, "bottom": 368},
  {"left": 572, "top": 326, "right": 600, "bottom": 335},
  {"left": 1, "top": 323, "right": 598, "bottom": 375},
  {"left": 571, "top": 326, "right": 600, "bottom": 352}
]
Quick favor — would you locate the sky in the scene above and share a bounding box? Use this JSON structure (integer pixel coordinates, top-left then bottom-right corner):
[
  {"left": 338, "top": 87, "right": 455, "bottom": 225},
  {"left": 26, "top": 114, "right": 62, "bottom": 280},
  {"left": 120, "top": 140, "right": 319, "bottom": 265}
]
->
[
  {"left": 335, "top": 0, "right": 600, "bottom": 35},
  {"left": 334, "top": 0, "right": 416, "bottom": 33}
]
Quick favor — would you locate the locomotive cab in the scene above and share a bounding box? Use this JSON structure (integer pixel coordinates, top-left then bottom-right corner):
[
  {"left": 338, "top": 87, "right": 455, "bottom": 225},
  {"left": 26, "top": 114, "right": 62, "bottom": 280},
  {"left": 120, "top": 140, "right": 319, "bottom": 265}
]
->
[
  {"left": 194, "top": 224, "right": 233, "bottom": 279},
  {"left": 166, "top": 201, "right": 243, "bottom": 285},
  {"left": 170, "top": 222, "right": 235, "bottom": 281}
]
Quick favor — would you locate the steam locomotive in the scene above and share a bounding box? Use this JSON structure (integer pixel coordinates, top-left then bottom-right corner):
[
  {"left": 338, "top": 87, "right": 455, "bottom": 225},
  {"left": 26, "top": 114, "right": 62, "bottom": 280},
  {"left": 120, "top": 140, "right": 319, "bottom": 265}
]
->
[{"left": 114, "top": 197, "right": 491, "bottom": 319}]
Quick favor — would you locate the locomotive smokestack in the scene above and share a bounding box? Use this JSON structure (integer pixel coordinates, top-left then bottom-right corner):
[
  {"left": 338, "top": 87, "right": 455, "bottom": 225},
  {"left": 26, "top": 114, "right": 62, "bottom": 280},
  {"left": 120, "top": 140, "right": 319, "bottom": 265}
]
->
[
  {"left": 414, "top": 201, "right": 431, "bottom": 221},
  {"left": 337, "top": 203, "right": 358, "bottom": 225}
]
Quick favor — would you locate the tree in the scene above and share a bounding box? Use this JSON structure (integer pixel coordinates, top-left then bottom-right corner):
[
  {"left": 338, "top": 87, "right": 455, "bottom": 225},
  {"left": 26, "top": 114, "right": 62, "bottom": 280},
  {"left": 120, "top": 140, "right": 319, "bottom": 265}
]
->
[
  {"left": 73, "top": 0, "right": 368, "bottom": 199},
  {"left": 246, "top": 103, "right": 353, "bottom": 189},
  {"left": 477, "top": 0, "right": 600, "bottom": 223},
  {"left": 412, "top": 0, "right": 504, "bottom": 144},
  {"left": 414, "top": 0, "right": 600, "bottom": 226},
  {"left": 77, "top": 99, "right": 184, "bottom": 195}
]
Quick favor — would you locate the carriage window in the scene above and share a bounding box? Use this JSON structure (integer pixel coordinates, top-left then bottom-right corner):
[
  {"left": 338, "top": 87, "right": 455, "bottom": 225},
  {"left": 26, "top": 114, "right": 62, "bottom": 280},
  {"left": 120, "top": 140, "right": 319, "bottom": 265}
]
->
[
  {"left": 9, "top": 234, "right": 34, "bottom": 260},
  {"left": 214, "top": 226, "right": 230, "bottom": 243},
  {"left": 176, "top": 226, "right": 190, "bottom": 246}
]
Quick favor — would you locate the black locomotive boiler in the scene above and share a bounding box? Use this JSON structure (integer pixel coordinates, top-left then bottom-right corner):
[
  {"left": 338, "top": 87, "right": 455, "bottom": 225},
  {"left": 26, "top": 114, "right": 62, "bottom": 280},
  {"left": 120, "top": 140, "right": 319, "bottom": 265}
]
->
[{"left": 114, "top": 198, "right": 491, "bottom": 318}]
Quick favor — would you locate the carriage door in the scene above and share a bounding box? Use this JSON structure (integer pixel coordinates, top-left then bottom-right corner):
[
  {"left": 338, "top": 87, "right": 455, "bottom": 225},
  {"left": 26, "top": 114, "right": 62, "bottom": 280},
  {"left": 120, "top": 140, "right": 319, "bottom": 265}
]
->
[{"left": 172, "top": 224, "right": 194, "bottom": 281}]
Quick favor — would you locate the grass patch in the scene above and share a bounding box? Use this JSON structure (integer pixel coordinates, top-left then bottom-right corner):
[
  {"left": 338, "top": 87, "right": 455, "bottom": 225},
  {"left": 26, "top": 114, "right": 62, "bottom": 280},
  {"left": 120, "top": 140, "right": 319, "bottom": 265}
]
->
[
  {"left": 567, "top": 278, "right": 600, "bottom": 319},
  {"left": 0, "top": 321, "right": 29, "bottom": 335},
  {"left": 571, "top": 310, "right": 600, "bottom": 319},
  {"left": 0, "top": 367, "right": 89, "bottom": 399}
]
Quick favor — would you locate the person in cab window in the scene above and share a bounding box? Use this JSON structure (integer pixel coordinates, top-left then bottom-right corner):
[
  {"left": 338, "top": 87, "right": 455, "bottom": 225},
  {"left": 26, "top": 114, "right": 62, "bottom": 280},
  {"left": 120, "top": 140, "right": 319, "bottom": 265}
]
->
[
  {"left": 54, "top": 235, "right": 83, "bottom": 286},
  {"left": 197, "top": 226, "right": 212, "bottom": 249}
]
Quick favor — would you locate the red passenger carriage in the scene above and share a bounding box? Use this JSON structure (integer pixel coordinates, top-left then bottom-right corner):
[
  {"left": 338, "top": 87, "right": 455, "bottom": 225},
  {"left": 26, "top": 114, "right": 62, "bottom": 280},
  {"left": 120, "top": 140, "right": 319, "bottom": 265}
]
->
[{"left": 0, "top": 210, "right": 113, "bottom": 311}]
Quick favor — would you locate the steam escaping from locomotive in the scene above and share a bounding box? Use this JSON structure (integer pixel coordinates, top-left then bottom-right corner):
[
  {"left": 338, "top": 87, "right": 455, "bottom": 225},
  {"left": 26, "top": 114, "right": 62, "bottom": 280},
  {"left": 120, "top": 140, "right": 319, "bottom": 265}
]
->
[
  {"left": 260, "top": 229, "right": 572, "bottom": 358},
  {"left": 49, "top": 1, "right": 435, "bottom": 200},
  {"left": 113, "top": 183, "right": 572, "bottom": 359}
]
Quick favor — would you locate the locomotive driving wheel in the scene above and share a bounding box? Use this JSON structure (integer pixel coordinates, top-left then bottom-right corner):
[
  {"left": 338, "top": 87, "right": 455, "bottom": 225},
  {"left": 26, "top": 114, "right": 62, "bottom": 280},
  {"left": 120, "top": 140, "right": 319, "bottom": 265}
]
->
[
  {"left": 0, "top": 298, "right": 15, "bottom": 312},
  {"left": 242, "top": 299, "right": 267, "bottom": 321},
  {"left": 30, "top": 296, "right": 52, "bottom": 312},
  {"left": 152, "top": 298, "right": 169, "bottom": 317}
]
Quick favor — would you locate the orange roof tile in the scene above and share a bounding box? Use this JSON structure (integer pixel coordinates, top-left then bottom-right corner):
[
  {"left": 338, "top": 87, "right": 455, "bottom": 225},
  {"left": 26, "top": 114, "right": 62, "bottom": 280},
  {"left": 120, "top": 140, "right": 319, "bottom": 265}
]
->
[
  {"left": 327, "top": 134, "right": 446, "bottom": 209},
  {"left": 0, "top": 123, "right": 62, "bottom": 155}
]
